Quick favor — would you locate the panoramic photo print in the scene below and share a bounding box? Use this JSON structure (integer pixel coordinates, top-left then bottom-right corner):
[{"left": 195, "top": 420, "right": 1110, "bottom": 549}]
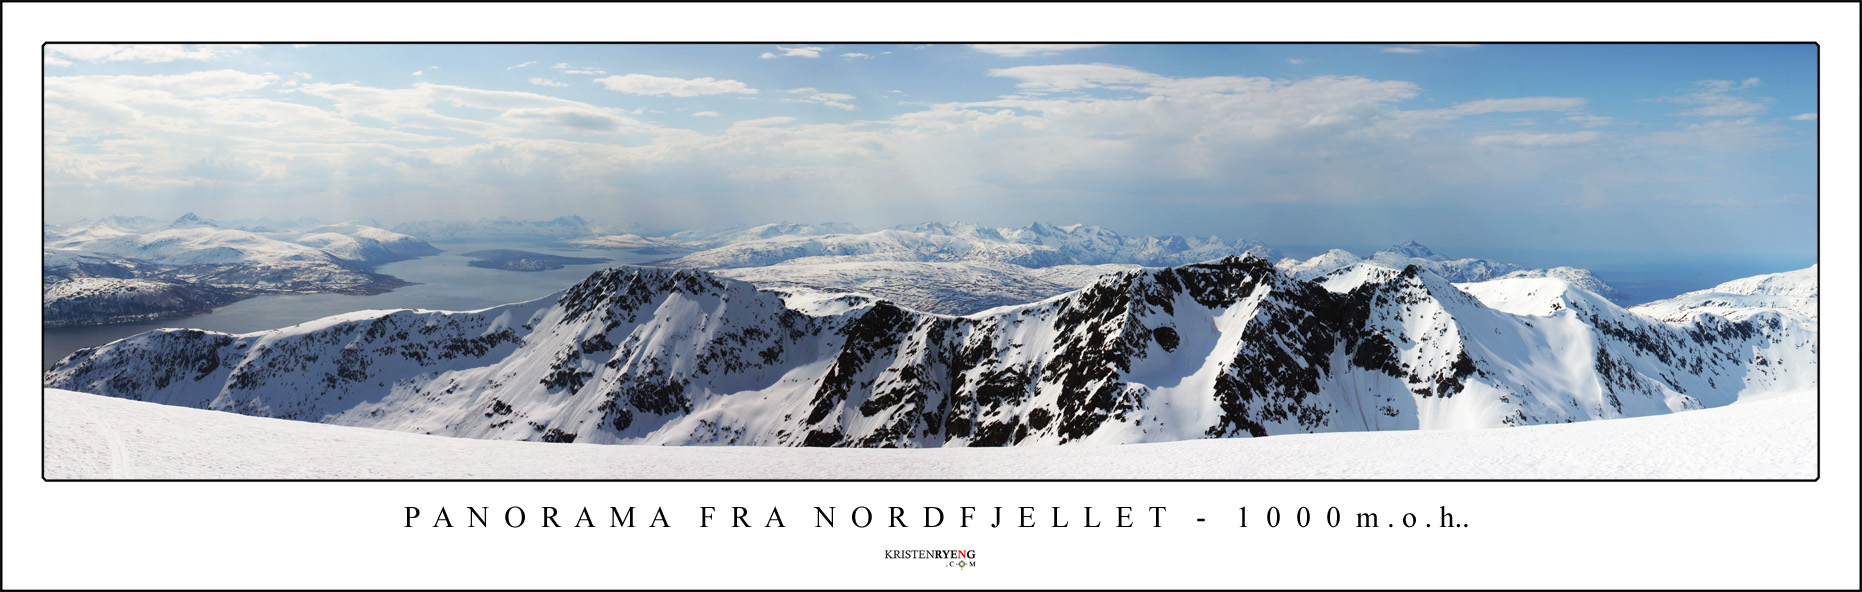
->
[{"left": 40, "top": 42, "right": 1819, "bottom": 479}]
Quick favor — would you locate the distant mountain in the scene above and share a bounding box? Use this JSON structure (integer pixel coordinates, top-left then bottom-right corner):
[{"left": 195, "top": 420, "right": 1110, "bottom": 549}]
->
[
  {"left": 46, "top": 257, "right": 1816, "bottom": 447},
  {"left": 665, "top": 222, "right": 868, "bottom": 248},
  {"left": 713, "top": 260, "right": 1076, "bottom": 316},
  {"left": 1279, "top": 241, "right": 1624, "bottom": 301},
  {"left": 918, "top": 222, "right": 1282, "bottom": 267},
  {"left": 285, "top": 222, "right": 442, "bottom": 266},
  {"left": 463, "top": 249, "right": 609, "bottom": 272},
  {"left": 391, "top": 216, "right": 602, "bottom": 242},
  {"left": 1631, "top": 264, "right": 1818, "bottom": 324},
  {"left": 656, "top": 228, "right": 1073, "bottom": 269},
  {"left": 42, "top": 214, "right": 437, "bottom": 327},
  {"left": 43, "top": 277, "right": 242, "bottom": 328}
]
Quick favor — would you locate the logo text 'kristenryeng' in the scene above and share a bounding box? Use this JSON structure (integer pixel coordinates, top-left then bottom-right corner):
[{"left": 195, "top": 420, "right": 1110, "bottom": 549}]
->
[
  {"left": 403, "top": 506, "right": 1168, "bottom": 528},
  {"left": 887, "top": 549, "right": 980, "bottom": 569},
  {"left": 886, "top": 549, "right": 976, "bottom": 559}
]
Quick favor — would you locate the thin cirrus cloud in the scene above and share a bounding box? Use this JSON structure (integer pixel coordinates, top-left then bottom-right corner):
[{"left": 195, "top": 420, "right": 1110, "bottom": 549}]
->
[
  {"left": 1787, "top": 113, "right": 1817, "bottom": 121},
  {"left": 1565, "top": 114, "right": 1614, "bottom": 127},
  {"left": 1383, "top": 44, "right": 1479, "bottom": 54},
  {"left": 553, "top": 63, "right": 608, "bottom": 76},
  {"left": 731, "top": 116, "right": 795, "bottom": 127},
  {"left": 1471, "top": 130, "right": 1604, "bottom": 147},
  {"left": 508, "top": 61, "right": 536, "bottom": 70},
  {"left": 596, "top": 73, "right": 757, "bottom": 97},
  {"left": 968, "top": 44, "right": 1107, "bottom": 57},
  {"left": 762, "top": 45, "right": 826, "bottom": 59},
  {"left": 985, "top": 63, "right": 1163, "bottom": 91},
  {"left": 1647, "top": 78, "right": 1772, "bottom": 117},
  {"left": 781, "top": 87, "right": 857, "bottom": 110},
  {"left": 45, "top": 43, "right": 259, "bottom": 64},
  {"left": 528, "top": 78, "right": 568, "bottom": 87}
]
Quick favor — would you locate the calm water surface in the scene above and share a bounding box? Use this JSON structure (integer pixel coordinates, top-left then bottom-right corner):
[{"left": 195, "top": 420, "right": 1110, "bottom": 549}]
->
[{"left": 43, "top": 242, "right": 662, "bottom": 370}]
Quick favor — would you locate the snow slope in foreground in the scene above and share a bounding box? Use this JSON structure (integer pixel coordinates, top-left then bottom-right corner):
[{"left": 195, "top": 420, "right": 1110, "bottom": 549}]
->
[{"left": 43, "top": 388, "right": 1815, "bottom": 479}]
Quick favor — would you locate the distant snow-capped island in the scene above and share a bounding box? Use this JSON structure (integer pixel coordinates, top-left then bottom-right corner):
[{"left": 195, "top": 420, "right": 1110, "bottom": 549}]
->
[{"left": 463, "top": 249, "right": 609, "bottom": 272}]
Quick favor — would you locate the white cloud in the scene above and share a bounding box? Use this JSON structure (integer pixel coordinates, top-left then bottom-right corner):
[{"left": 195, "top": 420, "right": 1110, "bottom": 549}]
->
[
  {"left": 596, "top": 74, "right": 757, "bottom": 97},
  {"left": 842, "top": 53, "right": 872, "bottom": 59},
  {"left": 1423, "top": 44, "right": 1481, "bottom": 48},
  {"left": 499, "top": 106, "right": 638, "bottom": 133},
  {"left": 781, "top": 87, "right": 858, "bottom": 110},
  {"left": 1648, "top": 79, "right": 1773, "bottom": 117},
  {"left": 292, "top": 44, "right": 315, "bottom": 48},
  {"left": 553, "top": 63, "right": 607, "bottom": 76},
  {"left": 771, "top": 46, "right": 825, "bottom": 58},
  {"left": 968, "top": 44, "right": 1106, "bottom": 57},
  {"left": 46, "top": 44, "right": 258, "bottom": 63},
  {"left": 508, "top": 61, "right": 536, "bottom": 70},
  {"left": 1471, "top": 130, "right": 1604, "bottom": 147},
  {"left": 1640, "top": 116, "right": 1788, "bottom": 151},
  {"left": 1566, "top": 114, "right": 1613, "bottom": 127},
  {"left": 985, "top": 63, "right": 1163, "bottom": 91},
  {"left": 1392, "top": 96, "right": 1589, "bottom": 130},
  {"left": 528, "top": 78, "right": 568, "bottom": 87},
  {"left": 732, "top": 116, "right": 794, "bottom": 127},
  {"left": 1382, "top": 47, "right": 1425, "bottom": 54},
  {"left": 46, "top": 54, "right": 73, "bottom": 67},
  {"left": 412, "top": 70, "right": 424, "bottom": 77},
  {"left": 49, "top": 69, "right": 283, "bottom": 98},
  {"left": 39, "top": 61, "right": 1808, "bottom": 239},
  {"left": 1788, "top": 113, "right": 1817, "bottom": 121},
  {"left": 1287, "top": 58, "right": 1308, "bottom": 65},
  {"left": 759, "top": 52, "right": 778, "bottom": 59},
  {"left": 1449, "top": 97, "right": 1588, "bottom": 115}
]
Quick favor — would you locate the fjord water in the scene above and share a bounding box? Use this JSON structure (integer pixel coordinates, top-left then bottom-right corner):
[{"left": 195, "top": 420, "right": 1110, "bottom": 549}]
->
[{"left": 42, "top": 242, "right": 658, "bottom": 370}]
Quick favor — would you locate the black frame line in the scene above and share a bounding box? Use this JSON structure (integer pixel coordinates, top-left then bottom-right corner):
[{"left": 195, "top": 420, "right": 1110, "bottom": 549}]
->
[{"left": 38, "top": 40, "right": 1822, "bottom": 483}]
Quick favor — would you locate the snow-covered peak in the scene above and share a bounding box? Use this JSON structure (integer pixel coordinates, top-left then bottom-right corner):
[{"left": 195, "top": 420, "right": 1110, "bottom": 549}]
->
[
  {"left": 1457, "top": 276, "right": 1622, "bottom": 318},
  {"left": 1378, "top": 240, "right": 1441, "bottom": 261},
  {"left": 1631, "top": 264, "right": 1818, "bottom": 324},
  {"left": 1496, "top": 266, "right": 1622, "bottom": 300},
  {"left": 1313, "top": 261, "right": 1400, "bottom": 293},
  {"left": 1705, "top": 264, "right": 1818, "bottom": 299},
  {"left": 1278, "top": 249, "right": 1365, "bottom": 281},
  {"left": 168, "top": 212, "right": 217, "bottom": 229}
]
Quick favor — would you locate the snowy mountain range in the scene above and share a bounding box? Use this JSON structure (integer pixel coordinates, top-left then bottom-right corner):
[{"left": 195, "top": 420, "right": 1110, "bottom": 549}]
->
[
  {"left": 647, "top": 221, "right": 1282, "bottom": 269},
  {"left": 391, "top": 215, "right": 630, "bottom": 242},
  {"left": 44, "top": 257, "right": 1816, "bottom": 447},
  {"left": 43, "top": 214, "right": 439, "bottom": 327},
  {"left": 1279, "top": 241, "right": 1624, "bottom": 300},
  {"left": 1631, "top": 264, "right": 1818, "bottom": 324}
]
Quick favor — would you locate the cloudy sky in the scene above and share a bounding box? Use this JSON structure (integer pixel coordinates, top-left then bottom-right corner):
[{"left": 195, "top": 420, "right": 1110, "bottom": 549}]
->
[{"left": 43, "top": 43, "right": 1817, "bottom": 255}]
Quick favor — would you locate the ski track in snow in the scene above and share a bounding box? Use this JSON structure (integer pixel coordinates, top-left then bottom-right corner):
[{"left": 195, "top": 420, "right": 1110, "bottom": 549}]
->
[{"left": 43, "top": 388, "right": 1815, "bottom": 480}]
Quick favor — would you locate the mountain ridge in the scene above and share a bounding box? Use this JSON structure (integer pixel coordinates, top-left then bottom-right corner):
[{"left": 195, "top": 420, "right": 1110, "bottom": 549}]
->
[{"left": 44, "top": 257, "right": 1816, "bottom": 447}]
